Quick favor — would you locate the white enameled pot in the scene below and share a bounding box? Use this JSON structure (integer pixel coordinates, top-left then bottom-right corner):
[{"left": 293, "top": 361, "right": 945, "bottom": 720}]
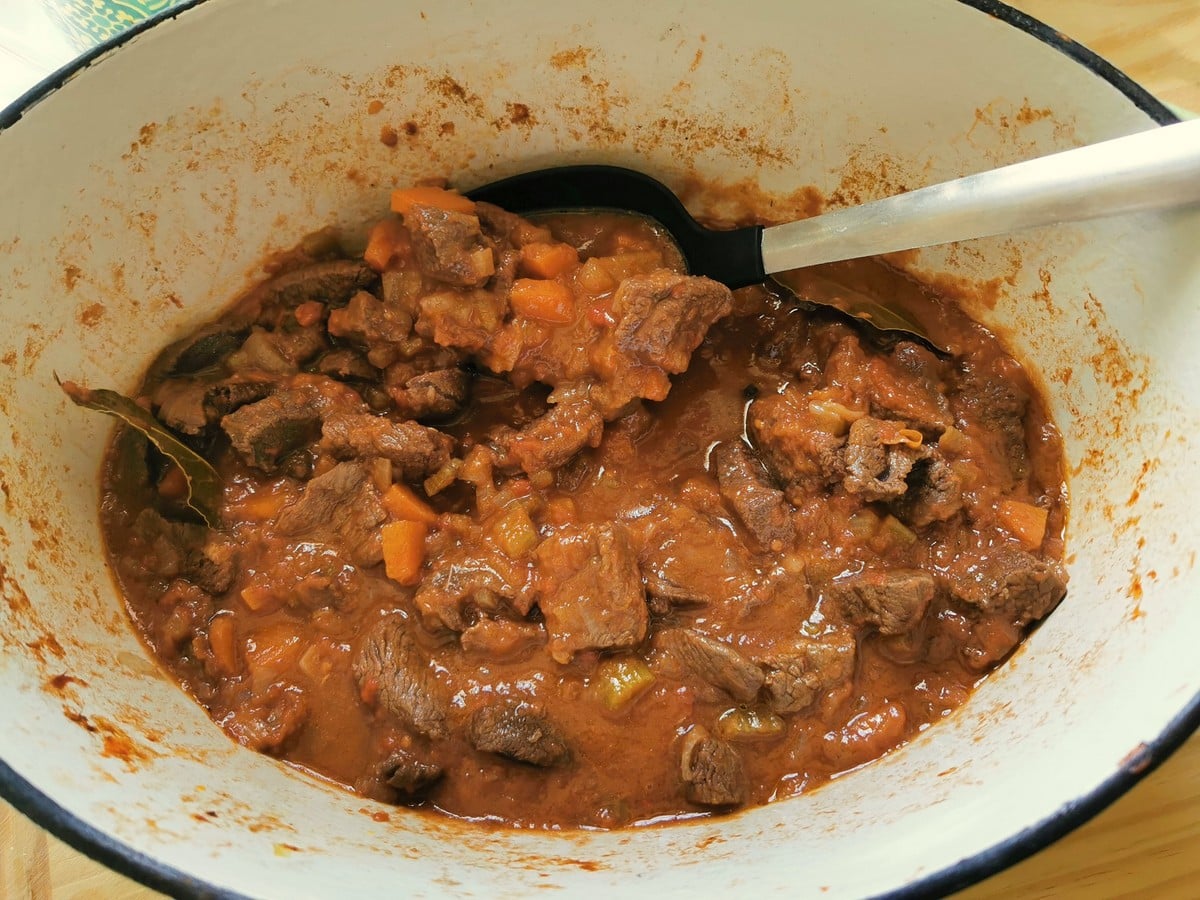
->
[{"left": 0, "top": 1, "right": 1196, "bottom": 897}]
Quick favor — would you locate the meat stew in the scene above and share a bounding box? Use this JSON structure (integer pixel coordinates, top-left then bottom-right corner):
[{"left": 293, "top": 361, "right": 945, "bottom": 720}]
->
[{"left": 96, "top": 183, "right": 1067, "bottom": 829}]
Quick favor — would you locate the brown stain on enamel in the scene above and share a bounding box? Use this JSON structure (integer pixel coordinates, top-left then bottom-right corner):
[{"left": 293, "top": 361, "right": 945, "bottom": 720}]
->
[{"left": 77, "top": 302, "right": 105, "bottom": 327}]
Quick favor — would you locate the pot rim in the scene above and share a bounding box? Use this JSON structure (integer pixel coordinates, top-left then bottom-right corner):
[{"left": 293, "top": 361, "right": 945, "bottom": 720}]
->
[{"left": 0, "top": 2, "right": 1191, "bottom": 897}]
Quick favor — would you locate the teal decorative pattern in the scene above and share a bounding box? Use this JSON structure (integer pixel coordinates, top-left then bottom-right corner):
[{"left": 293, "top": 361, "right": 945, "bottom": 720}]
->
[{"left": 45, "top": 0, "right": 188, "bottom": 52}]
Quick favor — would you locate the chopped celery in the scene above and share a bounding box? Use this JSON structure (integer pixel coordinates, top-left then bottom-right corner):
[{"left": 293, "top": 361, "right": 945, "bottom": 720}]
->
[
  {"left": 592, "top": 656, "right": 655, "bottom": 712},
  {"left": 491, "top": 504, "right": 539, "bottom": 558},
  {"left": 716, "top": 707, "right": 786, "bottom": 742},
  {"left": 423, "top": 458, "right": 462, "bottom": 496}
]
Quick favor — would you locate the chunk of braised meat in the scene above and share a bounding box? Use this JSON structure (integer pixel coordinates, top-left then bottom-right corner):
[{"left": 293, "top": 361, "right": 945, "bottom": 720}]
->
[
  {"left": 317, "top": 348, "right": 378, "bottom": 382},
  {"left": 157, "top": 326, "right": 246, "bottom": 377},
  {"left": 353, "top": 617, "right": 449, "bottom": 739},
  {"left": 248, "top": 542, "right": 366, "bottom": 613},
  {"left": 869, "top": 341, "right": 953, "bottom": 435},
  {"left": 748, "top": 389, "right": 846, "bottom": 498},
  {"left": 474, "top": 201, "right": 546, "bottom": 245},
  {"left": 893, "top": 454, "right": 964, "bottom": 527},
  {"left": 221, "top": 385, "right": 326, "bottom": 472},
  {"left": 680, "top": 726, "right": 746, "bottom": 807},
  {"left": 154, "top": 377, "right": 274, "bottom": 435},
  {"left": 760, "top": 631, "right": 857, "bottom": 714},
  {"left": 276, "top": 462, "right": 387, "bottom": 566},
  {"left": 496, "top": 400, "right": 604, "bottom": 475},
  {"left": 656, "top": 628, "right": 764, "bottom": 703},
  {"left": 387, "top": 367, "right": 470, "bottom": 421},
  {"left": 405, "top": 205, "right": 495, "bottom": 288},
  {"left": 827, "top": 569, "right": 935, "bottom": 635},
  {"left": 327, "top": 290, "right": 414, "bottom": 346},
  {"left": 224, "top": 682, "right": 308, "bottom": 754},
  {"left": 636, "top": 505, "right": 758, "bottom": 610},
  {"left": 842, "top": 416, "right": 927, "bottom": 502},
  {"left": 416, "top": 289, "right": 508, "bottom": 353},
  {"left": 459, "top": 618, "right": 545, "bottom": 660},
  {"left": 320, "top": 411, "right": 453, "bottom": 480},
  {"left": 355, "top": 748, "right": 443, "bottom": 804},
  {"left": 595, "top": 272, "right": 732, "bottom": 413},
  {"left": 534, "top": 523, "right": 647, "bottom": 664},
  {"left": 226, "top": 327, "right": 317, "bottom": 376},
  {"left": 132, "top": 509, "right": 238, "bottom": 594},
  {"left": 612, "top": 272, "right": 733, "bottom": 374},
  {"left": 712, "top": 442, "right": 795, "bottom": 549},
  {"left": 954, "top": 356, "right": 1031, "bottom": 485},
  {"left": 943, "top": 545, "right": 1067, "bottom": 626},
  {"left": 380, "top": 269, "right": 424, "bottom": 318},
  {"left": 414, "top": 537, "right": 534, "bottom": 632},
  {"left": 468, "top": 701, "right": 570, "bottom": 766},
  {"left": 270, "top": 324, "right": 328, "bottom": 368},
  {"left": 251, "top": 259, "right": 377, "bottom": 309}
]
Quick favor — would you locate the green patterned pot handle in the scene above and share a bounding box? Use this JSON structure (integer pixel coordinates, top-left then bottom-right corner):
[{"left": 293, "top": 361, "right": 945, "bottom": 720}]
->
[{"left": 43, "top": 0, "right": 189, "bottom": 53}]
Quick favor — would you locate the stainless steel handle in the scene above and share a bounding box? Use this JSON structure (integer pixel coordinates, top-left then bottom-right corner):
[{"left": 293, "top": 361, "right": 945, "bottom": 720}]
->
[{"left": 760, "top": 118, "right": 1200, "bottom": 273}]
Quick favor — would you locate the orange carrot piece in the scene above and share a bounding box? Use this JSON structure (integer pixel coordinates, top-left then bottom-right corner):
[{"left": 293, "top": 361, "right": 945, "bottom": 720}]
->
[
  {"left": 390, "top": 186, "right": 476, "bottom": 216},
  {"left": 293, "top": 300, "right": 324, "bottom": 327},
  {"left": 997, "top": 499, "right": 1049, "bottom": 550},
  {"left": 382, "top": 520, "right": 429, "bottom": 585},
  {"left": 519, "top": 242, "right": 580, "bottom": 279},
  {"left": 381, "top": 483, "right": 438, "bottom": 525},
  {"left": 510, "top": 278, "right": 576, "bottom": 324},
  {"left": 545, "top": 496, "right": 577, "bottom": 526},
  {"left": 241, "top": 490, "right": 286, "bottom": 522},
  {"left": 363, "top": 217, "right": 411, "bottom": 272},
  {"left": 207, "top": 615, "right": 238, "bottom": 676}
]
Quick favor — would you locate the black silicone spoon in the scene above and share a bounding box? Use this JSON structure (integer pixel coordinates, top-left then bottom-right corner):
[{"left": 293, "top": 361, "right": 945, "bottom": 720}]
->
[
  {"left": 469, "top": 122, "right": 1200, "bottom": 350},
  {"left": 468, "top": 165, "right": 939, "bottom": 349}
]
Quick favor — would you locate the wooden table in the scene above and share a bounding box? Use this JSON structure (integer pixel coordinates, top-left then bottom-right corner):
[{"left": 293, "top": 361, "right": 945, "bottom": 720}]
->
[{"left": 2, "top": 1, "right": 1198, "bottom": 897}]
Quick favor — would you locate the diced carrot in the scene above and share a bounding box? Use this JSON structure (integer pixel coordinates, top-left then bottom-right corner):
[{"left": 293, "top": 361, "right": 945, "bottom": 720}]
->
[
  {"left": 586, "top": 296, "right": 616, "bottom": 327},
  {"left": 241, "top": 490, "right": 287, "bottom": 522},
  {"left": 997, "top": 499, "right": 1049, "bottom": 550},
  {"left": 363, "top": 216, "right": 411, "bottom": 272},
  {"left": 545, "top": 496, "right": 577, "bottom": 526},
  {"left": 382, "top": 520, "right": 428, "bottom": 585},
  {"left": 207, "top": 614, "right": 238, "bottom": 677},
  {"left": 390, "top": 186, "right": 476, "bottom": 216},
  {"left": 510, "top": 278, "right": 575, "bottom": 324},
  {"left": 382, "top": 483, "right": 438, "bottom": 525},
  {"left": 359, "top": 677, "right": 380, "bottom": 706},
  {"left": 293, "top": 300, "right": 324, "bottom": 327},
  {"left": 519, "top": 242, "right": 579, "bottom": 279},
  {"left": 157, "top": 465, "right": 188, "bottom": 501}
]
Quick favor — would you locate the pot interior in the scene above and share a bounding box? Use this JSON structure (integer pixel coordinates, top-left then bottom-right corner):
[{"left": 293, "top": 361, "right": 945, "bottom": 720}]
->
[{"left": 0, "top": 0, "right": 1197, "bottom": 896}]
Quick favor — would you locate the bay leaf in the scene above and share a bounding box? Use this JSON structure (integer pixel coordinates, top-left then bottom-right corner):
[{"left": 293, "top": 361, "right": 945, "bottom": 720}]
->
[{"left": 59, "top": 379, "right": 222, "bottom": 528}]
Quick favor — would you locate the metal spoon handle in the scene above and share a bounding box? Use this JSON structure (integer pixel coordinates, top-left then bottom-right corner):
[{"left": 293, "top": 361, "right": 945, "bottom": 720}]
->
[{"left": 760, "top": 118, "right": 1200, "bottom": 273}]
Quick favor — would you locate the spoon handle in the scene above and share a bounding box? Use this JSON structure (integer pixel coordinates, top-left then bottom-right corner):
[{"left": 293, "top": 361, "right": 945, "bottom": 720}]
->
[{"left": 760, "top": 118, "right": 1200, "bottom": 273}]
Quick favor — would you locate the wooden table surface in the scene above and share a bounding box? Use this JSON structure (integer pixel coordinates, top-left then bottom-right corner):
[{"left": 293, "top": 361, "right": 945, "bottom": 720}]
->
[{"left": 2, "top": 1, "right": 1198, "bottom": 897}]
